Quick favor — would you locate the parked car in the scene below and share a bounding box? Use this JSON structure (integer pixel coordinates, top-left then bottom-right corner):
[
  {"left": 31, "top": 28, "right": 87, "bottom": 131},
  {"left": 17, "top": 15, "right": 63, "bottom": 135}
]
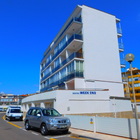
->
[
  {"left": 24, "top": 107, "right": 71, "bottom": 135},
  {"left": 5, "top": 106, "right": 23, "bottom": 121}
]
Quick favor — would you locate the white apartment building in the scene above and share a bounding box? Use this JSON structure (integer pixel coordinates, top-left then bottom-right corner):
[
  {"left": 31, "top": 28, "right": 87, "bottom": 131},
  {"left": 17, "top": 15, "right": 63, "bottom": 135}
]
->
[{"left": 22, "top": 5, "right": 131, "bottom": 114}]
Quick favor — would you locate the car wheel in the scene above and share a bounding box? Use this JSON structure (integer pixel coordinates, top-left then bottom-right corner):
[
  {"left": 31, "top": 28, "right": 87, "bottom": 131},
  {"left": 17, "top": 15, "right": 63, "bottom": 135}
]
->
[
  {"left": 40, "top": 124, "right": 48, "bottom": 135},
  {"left": 25, "top": 121, "right": 31, "bottom": 130}
]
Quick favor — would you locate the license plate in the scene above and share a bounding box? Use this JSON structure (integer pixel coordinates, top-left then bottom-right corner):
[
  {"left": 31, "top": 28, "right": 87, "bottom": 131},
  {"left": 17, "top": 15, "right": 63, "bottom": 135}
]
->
[
  {"left": 59, "top": 125, "right": 67, "bottom": 128},
  {"left": 15, "top": 117, "right": 20, "bottom": 119}
]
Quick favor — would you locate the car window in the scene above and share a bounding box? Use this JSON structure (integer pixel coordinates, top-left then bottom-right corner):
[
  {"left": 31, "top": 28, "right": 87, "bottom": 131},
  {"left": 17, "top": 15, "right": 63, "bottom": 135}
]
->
[
  {"left": 11, "top": 109, "right": 21, "bottom": 113},
  {"left": 28, "top": 109, "right": 33, "bottom": 115},
  {"left": 42, "top": 109, "right": 61, "bottom": 116},
  {"left": 31, "top": 109, "right": 37, "bottom": 116},
  {"left": 36, "top": 109, "right": 41, "bottom": 116}
]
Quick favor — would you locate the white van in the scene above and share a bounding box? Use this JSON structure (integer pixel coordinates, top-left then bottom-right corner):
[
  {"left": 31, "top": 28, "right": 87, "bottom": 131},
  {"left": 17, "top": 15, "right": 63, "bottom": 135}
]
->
[{"left": 5, "top": 106, "right": 23, "bottom": 121}]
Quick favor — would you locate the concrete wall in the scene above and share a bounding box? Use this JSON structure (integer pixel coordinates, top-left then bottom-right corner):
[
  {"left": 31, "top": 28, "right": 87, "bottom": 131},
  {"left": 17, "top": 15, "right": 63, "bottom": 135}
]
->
[
  {"left": 65, "top": 115, "right": 139, "bottom": 139},
  {"left": 81, "top": 5, "right": 124, "bottom": 97},
  {"left": 22, "top": 90, "right": 132, "bottom": 114}
]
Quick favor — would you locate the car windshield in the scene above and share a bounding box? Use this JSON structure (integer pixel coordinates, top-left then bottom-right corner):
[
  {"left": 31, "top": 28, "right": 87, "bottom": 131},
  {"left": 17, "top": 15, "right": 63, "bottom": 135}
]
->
[
  {"left": 42, "top": 109, "right": 61, "bottom": 117},
  {"left": 11, "top": 109, "right": 21, "bottom": 113}
]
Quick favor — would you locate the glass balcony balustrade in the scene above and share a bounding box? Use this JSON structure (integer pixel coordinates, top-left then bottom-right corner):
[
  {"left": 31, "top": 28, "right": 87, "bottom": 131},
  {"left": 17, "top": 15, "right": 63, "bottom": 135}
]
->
[
  {"left": 41, "top": 34, "right": 83, "bottom": 71},
  {"left": 41, "top": 52, "right": 83, "bottom": 82},
  {"left": 120, "top": 58, "right": 126, "bottom": 66},
  {"left": 40, "top": 70, "right": 84, "bottom": 92},
  {"left": 41, "top": 17, "right": 82, "bottom": 62},
  {"left": 119, "top": 43, "right": 124, "bottom": 51},
  {"left": 54, "top": 17, "right": 82, "bottom": 44},
  {"left": 117, "top": 27, "right": 122, "bottom": 35}
]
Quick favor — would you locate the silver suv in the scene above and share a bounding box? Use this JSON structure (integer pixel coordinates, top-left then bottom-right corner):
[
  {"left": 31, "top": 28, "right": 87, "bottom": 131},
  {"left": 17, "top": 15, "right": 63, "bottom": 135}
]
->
[{"left": 24, "top": 107, "right": 71, "bottom": 135}]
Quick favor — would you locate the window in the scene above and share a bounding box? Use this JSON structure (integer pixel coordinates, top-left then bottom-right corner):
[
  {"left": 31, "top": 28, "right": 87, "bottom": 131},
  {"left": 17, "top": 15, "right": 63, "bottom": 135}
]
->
[
  {"left": 11, "top": 109, "right": 21, "bottom": 113},
  {"left": 42, "top": 109, "right": 60, "bottom": 117},
  {"left": 36, "top": 109, "right": 41, "bottom": 116},
  {"left": 31, "top": 109, "right": 37, "bottom": 116}
]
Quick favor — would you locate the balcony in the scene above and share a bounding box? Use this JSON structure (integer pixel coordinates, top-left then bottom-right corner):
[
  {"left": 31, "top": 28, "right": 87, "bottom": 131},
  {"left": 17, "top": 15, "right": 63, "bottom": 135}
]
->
[
  {"left": 40, "top": 70, "right": 84, "bottom": 92},
  {"left": 117, "top": 28, "right": 122, "bottom": 37},
  {"left": 119, "top": 43, "right": 124, "bottom": 52},
  {"left": 54, "top": 17, "right": 82, "bottom": 44},
  {"left": 120, "top": 58, "right": 126, "bottom": 68},
  {"left": 41, "top": 34, "right": 83, "bottom": 72},
  {"left": 41, "top": 17, "right": 82, "bottom": 62},
  {"left": 41, "top": 52, "right": 83, "bottom": 82}
]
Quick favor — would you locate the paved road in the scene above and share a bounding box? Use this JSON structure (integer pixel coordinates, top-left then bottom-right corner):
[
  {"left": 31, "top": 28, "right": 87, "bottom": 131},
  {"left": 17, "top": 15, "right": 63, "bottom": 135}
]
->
[{"left": 0, "top": 113, "right": 90, "bottom": 140}]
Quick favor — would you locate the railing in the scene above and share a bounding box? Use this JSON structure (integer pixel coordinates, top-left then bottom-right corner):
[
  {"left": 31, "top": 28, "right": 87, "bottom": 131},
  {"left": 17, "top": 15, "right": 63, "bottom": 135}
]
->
[
  {"left": 119, "top": 43, "right": 124, "bottom": 50},
  {"left": 117, "top": 27, "right": 122, "bottom": 34},
  {"left": 54, "top": 17, "right": 82, "bottom": 44},
  {"left": 41, "top": 34, "right": 83, "bottom": 71},
  {"left": 120, "top": 58, "right": 126, "bottom": 66},
  {"left": 40, "top": 71, "right": 84, "bottom": 92},
  {"left": 41, "top": 52, "right": 83, "bottom": 82},
  {"left": 41, "top": 17, "right": 82, "bottom": 61}
]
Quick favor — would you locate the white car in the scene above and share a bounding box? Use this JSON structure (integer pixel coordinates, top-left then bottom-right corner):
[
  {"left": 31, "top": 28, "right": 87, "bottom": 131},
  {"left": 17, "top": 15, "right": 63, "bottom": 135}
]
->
[{"left": 5, "top": 106, "right": 23, "bottom": 121}]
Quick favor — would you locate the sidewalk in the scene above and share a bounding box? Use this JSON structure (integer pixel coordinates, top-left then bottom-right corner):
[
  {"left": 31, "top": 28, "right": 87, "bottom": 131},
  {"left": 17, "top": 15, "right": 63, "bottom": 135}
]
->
[{"left": 70, "top": 128, "right": 133, "bottom": 140}]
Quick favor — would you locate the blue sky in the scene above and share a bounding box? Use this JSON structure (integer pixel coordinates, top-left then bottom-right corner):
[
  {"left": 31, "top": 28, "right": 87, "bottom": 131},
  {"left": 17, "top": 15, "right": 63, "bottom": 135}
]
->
[{"left": 0, "top": 0, "right": 140, "bottom": 95}]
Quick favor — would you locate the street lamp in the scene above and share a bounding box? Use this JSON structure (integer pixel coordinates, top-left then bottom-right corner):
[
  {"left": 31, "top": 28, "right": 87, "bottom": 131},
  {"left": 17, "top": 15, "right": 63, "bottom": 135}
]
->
[{"left": 125, "top": 53, "right": 140, "bottom": 140}]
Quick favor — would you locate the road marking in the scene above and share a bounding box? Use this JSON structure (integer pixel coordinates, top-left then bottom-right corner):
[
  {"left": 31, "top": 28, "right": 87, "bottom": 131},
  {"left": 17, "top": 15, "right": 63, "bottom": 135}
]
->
[
  {"left": 32, "top": 132, "right": 39, "bottom": 135},
  {"left": 7, "top": 121, "right": 22, "bottom": 128},
  {"left": 44, "top": 138, "right": 57, "bottom": 140},
  {"left": 21, "top": 128, "right": 27, "bottom": 131},
  {"left": 2, "top": 115, "right": 6, "bottom": 120},
  {"left": 2, "top": 115, "right": 22, "bottom": 129}
]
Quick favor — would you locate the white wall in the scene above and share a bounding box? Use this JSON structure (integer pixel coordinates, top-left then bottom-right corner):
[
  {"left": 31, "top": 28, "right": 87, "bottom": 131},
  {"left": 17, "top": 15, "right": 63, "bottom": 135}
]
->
[
  {"left": 81, "top": 6, "right": 123, "bottom": 97},
  {"left": 22, "top": 90, "right": 132, "bottom": 114}
]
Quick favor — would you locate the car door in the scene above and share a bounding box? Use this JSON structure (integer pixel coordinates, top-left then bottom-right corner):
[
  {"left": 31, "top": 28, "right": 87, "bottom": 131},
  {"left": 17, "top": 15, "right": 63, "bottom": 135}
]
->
[
  {"left": 29, "top": 109, "right": 37, "bottom": 127},
  {"left": 32, "top": 109, "right": 42, "bottom": 128}
]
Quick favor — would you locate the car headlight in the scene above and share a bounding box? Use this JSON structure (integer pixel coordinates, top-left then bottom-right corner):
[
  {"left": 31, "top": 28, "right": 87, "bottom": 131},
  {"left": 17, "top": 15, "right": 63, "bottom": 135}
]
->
[
  {"left": 48, "top": 118, "right": 57, "bottom": 123},
  {"left": 67, "top": 119, "right": 70, "bottom": 123}
]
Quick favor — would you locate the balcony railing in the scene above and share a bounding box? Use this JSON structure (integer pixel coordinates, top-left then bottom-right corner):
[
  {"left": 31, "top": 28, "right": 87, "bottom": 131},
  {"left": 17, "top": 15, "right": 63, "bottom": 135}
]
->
[
  {"left": 41, "top": 17, "right": 82, "bottom": 61},
  {"left": 41, "top": 34, "right": 83, "bottom": 71},
  {"left": 117, "top": 28, "right": 122, "bottom": 35},
  {"left": 41, "top": 52, "right": 83, "bottom": 82},
  {"left": 120, "top": 58, "right": 126, "bottom": 67},
  {"left": 54, "top": 17, "right": 82, "bottom": 44},
  {"left": 40, "top": 71, "right": 84, "bottom": 92},
  {"left": 119, "top": 43, "right": 124, "bottom": 50}
]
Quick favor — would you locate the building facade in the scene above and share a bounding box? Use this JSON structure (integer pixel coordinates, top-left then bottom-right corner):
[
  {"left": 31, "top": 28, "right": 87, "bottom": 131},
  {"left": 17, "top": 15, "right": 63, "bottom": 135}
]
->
[
  {"left": 22, "top": 5, "right": 131, "bottom": 114},
  {"left": 0, "top": 93, "right": 27, "bottom": 105},
  {"left": 122, "top": 68, "right": 140, "bottom": 103},
  {"left": 40, "top": 5, "right": 124, "bottom": 97}
]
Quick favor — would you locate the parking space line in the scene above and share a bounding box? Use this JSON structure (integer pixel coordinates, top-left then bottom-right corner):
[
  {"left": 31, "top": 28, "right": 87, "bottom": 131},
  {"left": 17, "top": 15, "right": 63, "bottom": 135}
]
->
[
  {"left": 32, "top": 132, "right": 39, "bottom": 135},
  {"left": 2, "top": 115, "right": 22, "bottom": 129},
  {"left": 21, "top": 128, "right": 27, "bottom": 131},
  {"left": 2, "top": 115, "right": 5, "bottom": 120},
  {"left": 44, "top": 138, "right": 57, "bottom": 140},
  {"left": 7, "top": 121, "right": 22, "bottom": 128}
]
